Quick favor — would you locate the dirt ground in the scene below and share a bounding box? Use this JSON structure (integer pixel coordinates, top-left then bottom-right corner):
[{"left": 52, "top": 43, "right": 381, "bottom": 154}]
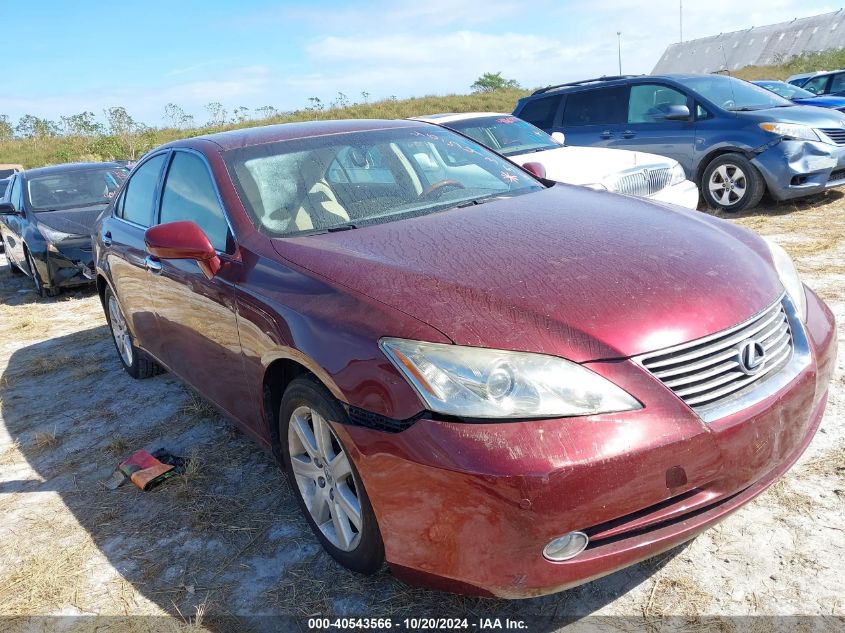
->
[{"left": 0, "top": 194, "right": 843, "bottom": 633}]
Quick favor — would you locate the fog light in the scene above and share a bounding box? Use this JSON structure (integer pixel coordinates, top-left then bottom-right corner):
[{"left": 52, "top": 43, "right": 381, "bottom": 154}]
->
[{"left": 543, "top": 531, "right": 589, "bottom": 561}]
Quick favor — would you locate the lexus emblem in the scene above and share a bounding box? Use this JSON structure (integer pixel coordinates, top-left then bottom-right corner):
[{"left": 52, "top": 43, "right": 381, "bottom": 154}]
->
[{"left": 736, "top": 339, "right": 766, "bottom": 375}]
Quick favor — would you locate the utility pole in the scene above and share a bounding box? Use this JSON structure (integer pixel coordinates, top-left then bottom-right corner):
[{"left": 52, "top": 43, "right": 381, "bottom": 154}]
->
[
  {"left": 617, "top": 31, "right": 622, "bottom": 75},
  {"left": 680, "top": 0, "right": 684, "bottom": 42}
]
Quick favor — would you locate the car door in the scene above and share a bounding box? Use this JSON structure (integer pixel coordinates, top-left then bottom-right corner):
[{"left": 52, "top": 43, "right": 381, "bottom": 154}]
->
[
  {"left": 146, "top": 149, "right": 254, "bottom": 425},
  {"left": 609, "top": 82, "right": 697, "bottom": 169},
  {"left": 101, "top": 152, "right": 168, "bottom": 352},
  {"left": 2, "top": 176, "right": 27, "bottom": 268},
  {"left": 560, "top": 86, "right": 626, "bottom": 148}
]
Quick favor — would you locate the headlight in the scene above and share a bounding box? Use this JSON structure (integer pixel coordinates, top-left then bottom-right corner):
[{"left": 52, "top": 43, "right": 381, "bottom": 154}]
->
[
  {"left": 380, "top": 338, "right": 642, "bottom": 418},
  {"left": 759, "top": 122, "right": 820, "bottom": 142},
  {"left": 39, "top": 224, "right": 78, "bottom": 244},
  {"left": 669, "top": 162, "right": 687, "bottom": 186},
  {"left": 764, "top": 238, "right": 807, "bottom": 321}
]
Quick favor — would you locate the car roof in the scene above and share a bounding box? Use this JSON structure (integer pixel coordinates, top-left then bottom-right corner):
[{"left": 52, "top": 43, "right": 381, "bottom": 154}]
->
[
  {"left": 787, "top": 70, "right": 844, "bottom": 82},
  {"left": 411, "top": 112, "right": 508, "bottom": 124},
  {"left": 173, "top": 119, "right": 427, "bottom": 152},
  {"left": 22, "top": 161, "right": 125, "bottom": 178},
  {"left": 527, "top": 73, "right": 724, "bottom": 97}
]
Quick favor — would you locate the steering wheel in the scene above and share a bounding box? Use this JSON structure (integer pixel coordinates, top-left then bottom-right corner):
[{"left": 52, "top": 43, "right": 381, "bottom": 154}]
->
[
  {"left": 419, "top": 179, "right": 465, "bottom": 200},
  {"left": 722, "top": 99, "right": 736, "bottom": 109}
]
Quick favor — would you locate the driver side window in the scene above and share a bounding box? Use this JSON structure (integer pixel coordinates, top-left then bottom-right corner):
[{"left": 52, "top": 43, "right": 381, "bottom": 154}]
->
[
  {"left": 628, "top": 84, "right": 688, "bottom": 123},
  {"left": 801, "top": 75, "right": 828, "bottom": 95}
]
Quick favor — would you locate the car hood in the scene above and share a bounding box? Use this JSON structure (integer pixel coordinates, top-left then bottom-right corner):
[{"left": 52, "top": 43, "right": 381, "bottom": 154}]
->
[
  {"left": 509, "top": 146, "right": 676, "bottom": 186},
  {"left": 738, "top": 104, "right": 845, "bottom": 127},
  {"left": 35, "top": 205, "right": 106, "bottom": 237},
  {"left": 793, "top": 95, "right": 845, "bottom": 109},
  {"left": 273, "top": 185, "right": 784, "bottom": 362}
]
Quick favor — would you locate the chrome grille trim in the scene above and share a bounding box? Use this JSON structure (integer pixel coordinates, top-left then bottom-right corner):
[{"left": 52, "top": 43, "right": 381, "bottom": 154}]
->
[
  {"left": 635, "top": 294, "right": 811, "bottom": 423},
  {"left": 819, "top": 128, "right": 845, "bottom": 145},
  {"left": 610, "top": 166, "right": 672, "bottom": 197}
]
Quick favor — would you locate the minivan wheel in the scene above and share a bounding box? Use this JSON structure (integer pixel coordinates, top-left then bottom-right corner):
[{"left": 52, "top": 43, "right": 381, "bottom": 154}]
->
[
  {"left": 701, "top": 153, "right": 765, "bottom": 212},
  {"left": 103, "top": 286, "right": 161, "bottom": 379},
  {"left": 279, "top": 376, "right": 384, "bottom": 574}
]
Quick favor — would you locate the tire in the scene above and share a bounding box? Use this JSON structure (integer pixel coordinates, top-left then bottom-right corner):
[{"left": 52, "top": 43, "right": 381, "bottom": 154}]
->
[
  {"left": 103, "top": 286, "right": 161, "bottom": 379},
  {"left": 279, "top": 376, "right": 384, "bottom": 574},
  {"left": 701, "top": 153, "right": 765, "bottom": 212},
  {"left": 26, "top": 250, "right": 59, "bottom": 297}
]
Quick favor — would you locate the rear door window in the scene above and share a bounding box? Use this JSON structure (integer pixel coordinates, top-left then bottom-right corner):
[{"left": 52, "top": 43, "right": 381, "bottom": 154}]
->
[
  {"left": 830, "top": 73, "right": 845, "bottom": 93},
  {"left": 121, "top": 153, "right": 167, "bottom": 227},
  {"left": 562, "top": 87, "right": 627, "bottom": 126},
  {"left": 517, "top": 95, "right": 563, "bottom": 129}
]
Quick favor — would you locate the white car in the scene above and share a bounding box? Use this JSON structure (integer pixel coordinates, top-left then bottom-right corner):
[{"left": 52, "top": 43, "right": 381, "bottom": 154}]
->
[{"left": 412, "top": 112, "right": 700, "bottom": 209}]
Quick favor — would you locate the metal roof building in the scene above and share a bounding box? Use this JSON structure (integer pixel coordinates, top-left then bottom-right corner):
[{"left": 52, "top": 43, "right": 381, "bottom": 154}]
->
[{"left": 652, "top": 10, "right": 845, "bottom": 74}]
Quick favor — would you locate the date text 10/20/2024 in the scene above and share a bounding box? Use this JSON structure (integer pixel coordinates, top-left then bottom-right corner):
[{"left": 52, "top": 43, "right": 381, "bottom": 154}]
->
[{"left": 307, "top": 618, "right": 529, "bottom": 630}]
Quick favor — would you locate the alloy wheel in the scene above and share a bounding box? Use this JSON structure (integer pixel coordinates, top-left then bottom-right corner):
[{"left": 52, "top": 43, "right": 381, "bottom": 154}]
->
[
  {"left": 108, "top": 295, "right": 133, "bottom": 368},
  {"left": 287, "top": 405, "right": 363, "bottom": 552},
  {"left": 708, "top": 163, "right": 747, "bottom": 207}
]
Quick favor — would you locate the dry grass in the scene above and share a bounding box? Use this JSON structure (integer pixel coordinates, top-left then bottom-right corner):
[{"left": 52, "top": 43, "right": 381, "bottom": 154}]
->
[
  {"left": 30, "top": 427, "right": 58, "bottom": 452},
  {"left": 104, "top": 436, "right": 129, "bottom": 455},
  {"left": 178, "top": 391, "right": 218, "bottom": 421},
  {"left": 802, "top": 444, "right": 845, "bottom": 482}
]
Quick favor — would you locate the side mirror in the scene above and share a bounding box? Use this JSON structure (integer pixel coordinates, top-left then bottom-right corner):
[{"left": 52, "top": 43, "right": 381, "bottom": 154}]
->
[
  {"left": 662, "top": 104, "right": 691, "bottom": 121},
  {"left": 550, "top": 131, "right": 566, "bottom": 145},
  {"left": 0, "top": 202, "right": 19, "bottom": 215},
  {"left": 522, "top": 161, "right": 547, "bottom": 179},
  {"left": 144, "top": 221, "right": 221, "bottom": 279}
]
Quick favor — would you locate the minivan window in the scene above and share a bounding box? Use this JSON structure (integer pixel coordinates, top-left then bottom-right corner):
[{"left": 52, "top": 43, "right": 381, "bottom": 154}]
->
[
  {"left": 159, "top": 152, "right": 231, "bottom": 252},
  {"left": 121, "top": 153, "right": 167, "bottom": 227},
  {"left": 562, "top": 87, "right": 626, "bottom": 126},
  {"left": 518, "top": 95, "right": 562, "bottom": 129},
  {"left": 628, "top": 84, "right": 688, "bottom": 123}
]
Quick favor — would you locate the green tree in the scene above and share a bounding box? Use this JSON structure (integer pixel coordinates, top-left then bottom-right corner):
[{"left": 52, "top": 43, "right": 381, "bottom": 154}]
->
[
  {"left": 164, "top": 102, "right": 191, "bottom": 128},
  {"left": 0, "top": 115, "right": 12, "bottom": 140},
  {"left": 60, "top": 111, "right": 102, "bottom": 136},
  {"left": 471, "top": 71, "right": 520, "bottom": 93},
  {"left": 16, "top": 115, "right": 59, "bottom": 139},
  {"left": 232, "top": 106, "right": 250, "bottom": 123},
  {"left": 205, "top": 102, "right": 227, "bottom": 126},
  {"left": 254, "top": 105, "right": 278, "bottom": 120}
]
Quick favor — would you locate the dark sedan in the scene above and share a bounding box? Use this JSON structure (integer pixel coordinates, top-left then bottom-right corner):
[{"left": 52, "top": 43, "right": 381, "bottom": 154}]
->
[
  {"left": 753, "top": 80, "right": 845, "bottom": 111},
  {"left": 0, "top": 162, "right": 127, "bottom": 296},
  {"left": 93, "top": 120, "right": 835, "bottom": 598}
]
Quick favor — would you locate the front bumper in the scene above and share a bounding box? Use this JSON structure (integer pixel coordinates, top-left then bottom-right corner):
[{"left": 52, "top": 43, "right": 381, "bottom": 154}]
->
[
  {"left": 647, "top": 179, "right": 700, "bottom": 210},
  {"left": 44, "top": 240, "right": 96, "bottom": 289},
  {"left": 752, "top": 138, "right": 845, "bottom": 201},
  {"left": 335, "top": 288, "right": 837, "bottom": 598}
]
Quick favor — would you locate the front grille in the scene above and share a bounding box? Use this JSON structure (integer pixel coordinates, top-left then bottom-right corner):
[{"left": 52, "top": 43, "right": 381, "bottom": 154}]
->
[
  {"left": 819, "top": 127, "right": 845, "bottom": 145},
  {"left": 829, "top": 168, "right": 845, "bottom": 182},
  {"left": 637, "top": 298, "right": 793, "bottom": 414},
  {"left": 610, "top": 167, "right": 671, "bottom": 197}
]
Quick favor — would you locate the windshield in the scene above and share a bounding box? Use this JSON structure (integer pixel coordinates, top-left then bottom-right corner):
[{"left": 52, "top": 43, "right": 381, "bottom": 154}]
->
[
  {"left": 755, "top": 80, "right": 816, "bottom": 100},
  {"left": 0, "top": 179, "right": 8, "bottom": 197},
  {"left": 223, "top": 126, "right": 545, "bottom": 237},
  {"left": 680, "top": 75, "right": 793, "bottom": 111},
  {"left": 441, "top": 115, "right": 559, "bottom": 157},
  {"left": 27, "top": 167, "right": 127, "bottom": 212}
]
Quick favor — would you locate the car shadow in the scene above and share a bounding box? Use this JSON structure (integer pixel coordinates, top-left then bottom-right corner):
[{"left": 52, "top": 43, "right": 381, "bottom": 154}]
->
[
  {"left": 0, "top": 327, "right": 686, "bottom": 631},
  {"left": 700, "top": 188, "right": 845, "bottom": 220},
  {"left": 0, "top": 253, "right": 98, "bottom": 306}
]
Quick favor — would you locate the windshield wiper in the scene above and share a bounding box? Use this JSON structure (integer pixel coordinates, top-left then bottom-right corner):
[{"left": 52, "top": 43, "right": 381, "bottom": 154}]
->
[
  {"left": 326, "top": 223, "right": 357, "bottom": 232},
  {"left": 455, "top": 196, "right": 501, "bottom": 209}
]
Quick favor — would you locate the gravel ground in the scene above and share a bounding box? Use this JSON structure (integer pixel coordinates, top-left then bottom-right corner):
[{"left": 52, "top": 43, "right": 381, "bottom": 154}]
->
[{"left": 0, "top": 195, "right": 842, "bottom": 633}]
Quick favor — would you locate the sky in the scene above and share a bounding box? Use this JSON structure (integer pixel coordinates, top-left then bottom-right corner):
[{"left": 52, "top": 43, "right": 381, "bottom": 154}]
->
[{"left": 0, "top": 0, "right": 837, "bottom": 128}]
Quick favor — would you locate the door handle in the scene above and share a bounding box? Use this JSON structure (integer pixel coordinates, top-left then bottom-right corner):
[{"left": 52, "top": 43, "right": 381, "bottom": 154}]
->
[
  {"left": 102, "top": 231, "right": 112, "bottom": 247},
  {"left": 600, "top": 130, "right": 613, "bottom": 139},
  {"left": 622, "top": 130, "right": 636, "bottom": 138},
  {"left": 145, "top": 256, "right": 162, "bottom": 273}
]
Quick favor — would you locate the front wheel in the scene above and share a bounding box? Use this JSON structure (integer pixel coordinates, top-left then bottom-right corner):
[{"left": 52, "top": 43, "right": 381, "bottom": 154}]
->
[
  {"left": 26, "top": 250, "right": 59, "bottom": 297},
  {"left": 103, "top": 286, "right": 161, "bottom": 379},
  {"left": 279, "top": 376, "right": 384, "bottom": 574},
  {"left": 701, "top": 153, "right": 765, "bottom": 212}
]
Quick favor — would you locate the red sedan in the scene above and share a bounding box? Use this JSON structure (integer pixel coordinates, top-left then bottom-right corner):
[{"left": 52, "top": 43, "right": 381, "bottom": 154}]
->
[{"left": 93, "top": 119, "right": 836, "bottom": 598}]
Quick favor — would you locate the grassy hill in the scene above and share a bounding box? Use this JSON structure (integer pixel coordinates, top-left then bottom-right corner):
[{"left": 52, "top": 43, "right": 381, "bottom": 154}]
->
[
  {"left": 0, "top": 89, "right": 529, "bottom": 169},
  {"left": 732, "top": 48, "right": 845, "bottom": 82}
]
